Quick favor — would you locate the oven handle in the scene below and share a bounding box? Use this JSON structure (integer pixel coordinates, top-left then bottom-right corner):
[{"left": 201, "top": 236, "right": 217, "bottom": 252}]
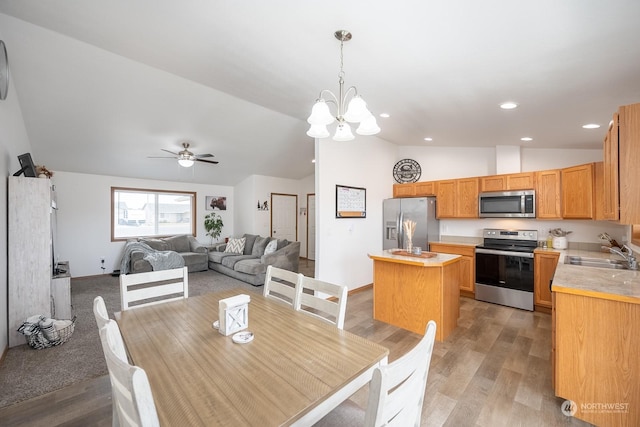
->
[{"left": 475, "top": 248, "right": 534, "bottom": 258}]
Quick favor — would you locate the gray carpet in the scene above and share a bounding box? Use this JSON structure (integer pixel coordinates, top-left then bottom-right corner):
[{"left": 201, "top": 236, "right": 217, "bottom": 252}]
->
[{"left": 0, "top": 269, "right": 263, "bottom": 409}]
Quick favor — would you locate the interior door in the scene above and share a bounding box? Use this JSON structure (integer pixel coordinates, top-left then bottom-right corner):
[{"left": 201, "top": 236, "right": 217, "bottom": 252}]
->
[
  {"left": 271, "top": 193, "right": 297, "bottom": 242},
  {"left": 307, "top": 194, "right": 316, "bottom": 260}
]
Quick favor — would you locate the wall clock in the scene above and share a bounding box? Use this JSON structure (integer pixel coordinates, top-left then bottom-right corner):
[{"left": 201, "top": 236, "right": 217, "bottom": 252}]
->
[
  {"left": 393, "top": 159, "right": 421, "bottom": 183},
  {"left": 0, "top": 40, "right": 8, "bottom": 101}
]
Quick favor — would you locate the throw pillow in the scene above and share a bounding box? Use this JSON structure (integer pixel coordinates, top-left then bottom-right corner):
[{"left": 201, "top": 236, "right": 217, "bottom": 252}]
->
[
  {"left": 264, "top": 239, "right": 278, "bottom": 255},
  {"left": 252, "top": 236, "right": 270, "bottom": 257},
  {"left": 224, "top": 237, "right": 246, "bottom": 254}
]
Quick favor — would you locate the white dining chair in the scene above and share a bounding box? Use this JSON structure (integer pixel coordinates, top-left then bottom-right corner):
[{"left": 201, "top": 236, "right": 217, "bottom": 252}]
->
[
  {"left": 263, "top": 265, "right": 301, "bottom": 307},
  {"left": 94, "top": 296, "right": 123, "bottom": 426},
  {"left": 120, "top": 266, "right": 188, "bottom": 311},
  {"left": 294, "top": 275, "right": 348, "bottom": 329},
  {"left": 314, "top": 320, "right": 437, "bottom": 427},
  {"left": 99, "top": 320, "right": 160, "bottom": 427}
]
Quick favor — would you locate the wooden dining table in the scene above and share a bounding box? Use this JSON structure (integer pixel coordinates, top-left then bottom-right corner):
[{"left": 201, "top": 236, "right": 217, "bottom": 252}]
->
[{"left": 115, "top": 289, "right": 389, "bottom": 426}]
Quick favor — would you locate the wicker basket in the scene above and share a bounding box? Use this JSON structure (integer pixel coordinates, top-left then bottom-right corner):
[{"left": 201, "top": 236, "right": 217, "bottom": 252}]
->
[{"left": 18, "top": 316, "right": 77, "bottom": 350}]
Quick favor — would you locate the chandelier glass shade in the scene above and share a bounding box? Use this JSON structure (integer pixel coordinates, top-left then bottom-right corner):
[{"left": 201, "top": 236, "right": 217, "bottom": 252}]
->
[
  {"left": 178, "top": 153, "right": 195, "bottom": 168},
  {"left": 307, "top": 30, "right": 380, "bottom": 141}
]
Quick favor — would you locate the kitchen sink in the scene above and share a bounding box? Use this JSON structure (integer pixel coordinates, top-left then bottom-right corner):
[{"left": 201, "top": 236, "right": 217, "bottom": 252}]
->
[{"left": 564, "top": 256, "right": 629, "bottom": 270}]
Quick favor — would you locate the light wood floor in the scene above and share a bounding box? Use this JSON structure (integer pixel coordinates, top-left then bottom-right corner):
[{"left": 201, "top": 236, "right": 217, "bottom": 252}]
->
[{"left": 0, "top": 287, "right": 592, "bottom": 426}]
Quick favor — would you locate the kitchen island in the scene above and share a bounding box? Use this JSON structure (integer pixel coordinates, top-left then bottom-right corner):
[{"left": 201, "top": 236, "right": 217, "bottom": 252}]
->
[
  {"left": 552, "top": 260, "right": 640, "bottom": 426},
  {"left": 368, "top": 250, "right": 461, "bottom": 341}
]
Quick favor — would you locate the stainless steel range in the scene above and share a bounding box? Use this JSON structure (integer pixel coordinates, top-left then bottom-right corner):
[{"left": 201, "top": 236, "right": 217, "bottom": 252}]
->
[{"left": 475, "top": 228, "right": 538, "bottom": 311}]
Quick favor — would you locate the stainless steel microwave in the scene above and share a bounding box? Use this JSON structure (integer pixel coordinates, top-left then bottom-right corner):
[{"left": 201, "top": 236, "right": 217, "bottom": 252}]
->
[{"left": 478, "top": 190, "right": 535, "bottom": 218}]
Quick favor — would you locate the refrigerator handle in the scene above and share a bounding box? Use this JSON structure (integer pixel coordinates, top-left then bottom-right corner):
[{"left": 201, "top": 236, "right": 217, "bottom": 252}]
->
[{"left": 397, "top": 212, "right": 403, "bottom": 249}]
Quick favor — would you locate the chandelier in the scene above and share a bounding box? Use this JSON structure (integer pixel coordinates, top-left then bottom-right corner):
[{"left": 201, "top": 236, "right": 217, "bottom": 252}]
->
[{"left": 306, "top": 30, "right": 380, "bottom": 141}]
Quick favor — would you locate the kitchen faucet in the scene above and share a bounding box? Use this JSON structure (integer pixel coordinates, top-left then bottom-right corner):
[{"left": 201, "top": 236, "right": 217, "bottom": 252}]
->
[{"left": 604, "top": 245, "right": 638, "bottom": 270}]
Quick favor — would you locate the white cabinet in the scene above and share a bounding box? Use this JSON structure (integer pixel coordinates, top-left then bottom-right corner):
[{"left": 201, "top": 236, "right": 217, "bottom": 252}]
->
[{"left": 8, "top": 176, "right": 53, "bottom": 347}]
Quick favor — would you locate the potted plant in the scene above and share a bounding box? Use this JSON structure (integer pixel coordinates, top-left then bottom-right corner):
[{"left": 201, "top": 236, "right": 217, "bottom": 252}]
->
[{"left": 204, "top": 212, "right": 224, "bottom": 245}]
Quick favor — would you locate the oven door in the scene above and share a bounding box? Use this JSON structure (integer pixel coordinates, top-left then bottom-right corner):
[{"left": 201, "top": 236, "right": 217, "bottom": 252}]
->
[
  {"left": 475, "top": 248, "right": 534, "bottom": 292},
  {"left": 475, "top": 247, "right": 535, "bottom": 311}
]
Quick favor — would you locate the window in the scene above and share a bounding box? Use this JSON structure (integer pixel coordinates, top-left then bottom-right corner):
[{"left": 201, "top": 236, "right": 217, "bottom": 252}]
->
[{"left": 112, "top": 187, "right": 196, "bottom": 241}]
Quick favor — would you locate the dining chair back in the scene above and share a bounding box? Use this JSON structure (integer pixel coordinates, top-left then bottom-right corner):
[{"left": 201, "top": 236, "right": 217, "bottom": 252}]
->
[
  {"left": 99, "top": 320, "right": 160, "bottom": 427},
  {"left": 294, "top": 275, "right": 348, "bottom": 329},
  {"left": 263, "top": 265, "right": 301, "bottom": 307},
  {"left": 93, "top": 296, "right": 110, "bottom": 329},
  {"left": 314, "top": 320, "right": 437, "bottom": 427},
  {"left": 365, "top": 320, "right": 437, "bottom": 426},
  {"left": 120, "top": 266, "right": 188, "bottom": 311}
]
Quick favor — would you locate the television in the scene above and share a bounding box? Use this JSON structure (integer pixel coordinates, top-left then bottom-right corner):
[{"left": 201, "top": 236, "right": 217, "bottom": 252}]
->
[{"left": 13, "top": 152, "right": 37, "bottom": 177}]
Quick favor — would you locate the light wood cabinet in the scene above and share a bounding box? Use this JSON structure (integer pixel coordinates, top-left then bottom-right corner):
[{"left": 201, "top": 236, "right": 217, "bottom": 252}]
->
[
  {"left": 533, "top": 250, "right": 559, "bottom": 312},
  {"left": 480, "top": 172, "right": 535, "bottom": 192},
  {"left": 429, "top": 242, "right": 476, "bottom": 297},
  {"left": 414, "top": 181, "right": 437, "bottom": 196},
  {"left": 536, "top": 169, "right": 562, "bottom": 219},
  {"left": 393, "top": 183, "right": 415, "bottom": 198},
  {"left": 561, "top": 163, "right": 595, "bottom": 219},
  {"left": 554, "top": 292, "right": 640, "bottom": 426},
  {"left": 615, "top": 103, "right": 640, "bottom": 224},
  {"left": 437, "top": 178, "right": 479, "bottom": 218},
  {"left": 594, "top": 161, "right": 605, "bottom": 220}
]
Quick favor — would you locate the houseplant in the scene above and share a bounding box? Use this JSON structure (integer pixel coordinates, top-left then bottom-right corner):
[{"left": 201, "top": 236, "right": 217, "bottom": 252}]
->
[{"left": 204, "top": 212, "right": 224, "bottom": 245}]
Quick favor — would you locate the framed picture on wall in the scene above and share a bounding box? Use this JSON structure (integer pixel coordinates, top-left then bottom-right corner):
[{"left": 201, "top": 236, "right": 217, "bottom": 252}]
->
[
  {"left": 335, "top": 185, "right": 366, "bottom": 218},
  {"left": 206, "top": 196, "right": 227, "bottom": 211}
]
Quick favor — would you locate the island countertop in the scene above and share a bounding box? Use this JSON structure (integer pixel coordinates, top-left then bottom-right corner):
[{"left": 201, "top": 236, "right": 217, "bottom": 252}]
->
[{"left": 368, "top": 249, "right": 461, "bottom": 267}]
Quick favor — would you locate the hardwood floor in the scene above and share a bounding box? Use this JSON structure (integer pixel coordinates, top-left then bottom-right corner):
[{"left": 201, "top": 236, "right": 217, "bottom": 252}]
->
[{"left": 0, "top": 286, "right": 592, "bottom": 426}]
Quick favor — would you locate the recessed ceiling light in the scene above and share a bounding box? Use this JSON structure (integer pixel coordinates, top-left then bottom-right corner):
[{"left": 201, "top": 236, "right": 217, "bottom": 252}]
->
[
  {"left": 582, "top": 123, "right": 600, "bottom": 129},
  {"left": 500, "top": 102, "right": 519, "bottom": 110},
  {"left": 379, "top": 113, "right": 390, "bottom": 118},
  {"left": 424, "top": 137, "right": 433, "bottom": 141},
  {"left": 520, "top": 137, "right": 533, "bottom": 142}
]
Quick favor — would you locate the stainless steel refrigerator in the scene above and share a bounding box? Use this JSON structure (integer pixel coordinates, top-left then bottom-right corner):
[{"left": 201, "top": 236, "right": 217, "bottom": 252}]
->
[{"left": 383, "top": 197, "right": 439, "bottom": 251}]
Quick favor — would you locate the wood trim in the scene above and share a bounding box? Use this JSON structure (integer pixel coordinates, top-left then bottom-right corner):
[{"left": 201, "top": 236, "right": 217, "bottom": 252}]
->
[{"left": 553, "top": 285, "right": 640, "bottom": 305}]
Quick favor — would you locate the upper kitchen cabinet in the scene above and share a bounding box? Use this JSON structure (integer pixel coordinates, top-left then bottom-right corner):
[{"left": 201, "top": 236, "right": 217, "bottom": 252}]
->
[
  {"left": 437, "top": 178, "right": 479, "bottom": 218},
  {"left": 604, "top": 102, "right": 640, "bottom": 224},
  {"left": 392, "top": 183, "right": 415, "bottom": 198},
  {"left": 561, "top": 163, "right": 595, "bottom": 219},
  {"left": 536, "top": 169, "right": 562, "bottom": 219},
  {"left": 480, "top": 172, "right": 535, "bottom": 192},
  {"left": 414, "top": 181, "right": 437, "bottom": 196}
]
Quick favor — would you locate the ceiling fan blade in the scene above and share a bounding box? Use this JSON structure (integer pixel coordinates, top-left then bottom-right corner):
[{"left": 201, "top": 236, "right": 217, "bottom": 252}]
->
[
  {"left": 161, "top": 149, "right": 178, "bottom": 156},
  {"left": 148, "top": 156, "right": 176, "bottom": 159},
  {"left": 196, "top": 158, "right": 219, "bottom": 164},
  {"left": 195, "top": 153, "right": 214, "bottom": 158}
]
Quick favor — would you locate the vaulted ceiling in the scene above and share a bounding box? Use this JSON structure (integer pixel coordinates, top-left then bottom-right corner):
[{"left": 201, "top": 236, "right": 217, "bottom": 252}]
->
[{"left": 1, "top": 1, "right": 640, "bottom": 185}]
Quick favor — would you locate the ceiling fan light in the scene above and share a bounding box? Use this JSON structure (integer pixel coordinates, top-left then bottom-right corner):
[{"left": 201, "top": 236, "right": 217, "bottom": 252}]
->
[
  {"left": 178, "top": 159, "right": 194, "bottom": 167},
  {"left": 306, "top": 123, "right": 330, "bottom": 138},
  {"left": 356, "top": 114, "right": 381, "bottom": 136},
  {"left": 307, "top": 100, "right": 335, "bottom": 125},
  {"left": 333, "top": 122, "right": 354, "bottom": 141},
  {"left": 343, "top": 95, "right": 369, "bottom": 123}
]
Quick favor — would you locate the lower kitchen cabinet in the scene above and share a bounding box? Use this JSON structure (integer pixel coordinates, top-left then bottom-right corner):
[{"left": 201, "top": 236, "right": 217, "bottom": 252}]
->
[
  {"left": 429, "top": 242, "right": 475, "bottom": 297},
  {"left": 554, "top": 291, "right": 640, "bottom": 426},
  {"left": 533, "top": 250, "right": 559, "bottom": 312}
]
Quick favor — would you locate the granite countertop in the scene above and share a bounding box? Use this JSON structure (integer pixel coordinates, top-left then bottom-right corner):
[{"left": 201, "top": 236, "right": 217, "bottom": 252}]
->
[
  {"left": 368, "top": 250, "right": 461, "bottom": 267},
  {"left": 548, "top": 248, "right": 640, "bottom": 304}
]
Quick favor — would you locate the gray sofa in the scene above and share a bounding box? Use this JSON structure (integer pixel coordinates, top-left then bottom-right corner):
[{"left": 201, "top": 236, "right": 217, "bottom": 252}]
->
[
  {"left": 126, "top": 235, "right": 208, "bottom": 274},
  {"left": 208, "top": 233, "right": 300, "bottom": 286}
]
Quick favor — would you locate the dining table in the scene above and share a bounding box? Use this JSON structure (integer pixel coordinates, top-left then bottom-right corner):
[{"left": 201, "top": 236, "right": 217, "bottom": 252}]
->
[{"left": 115, "top": 289, "right": 389, "bottom": 426}]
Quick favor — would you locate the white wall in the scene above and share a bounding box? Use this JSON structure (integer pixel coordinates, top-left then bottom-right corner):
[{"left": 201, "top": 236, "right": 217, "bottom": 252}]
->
[
  {"left": 0, "top": 39, "right": 33, "bottom": 353},
  {"left": 53, "top": 171, "right": 234, "bottom": 277},
  {"left": 397, "top": 146, "right": 496, "bottom": 180},
  {"left": 522, "top": 148, "right": 601, "bottom": 171},
  {"left": 316, "top": 136, "right": 396, "bottom": 290}
]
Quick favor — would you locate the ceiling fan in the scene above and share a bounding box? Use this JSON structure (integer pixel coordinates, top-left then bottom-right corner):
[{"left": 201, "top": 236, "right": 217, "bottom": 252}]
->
[{"left": 149, "top": 142, "right": 219, "bottom": 168}]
